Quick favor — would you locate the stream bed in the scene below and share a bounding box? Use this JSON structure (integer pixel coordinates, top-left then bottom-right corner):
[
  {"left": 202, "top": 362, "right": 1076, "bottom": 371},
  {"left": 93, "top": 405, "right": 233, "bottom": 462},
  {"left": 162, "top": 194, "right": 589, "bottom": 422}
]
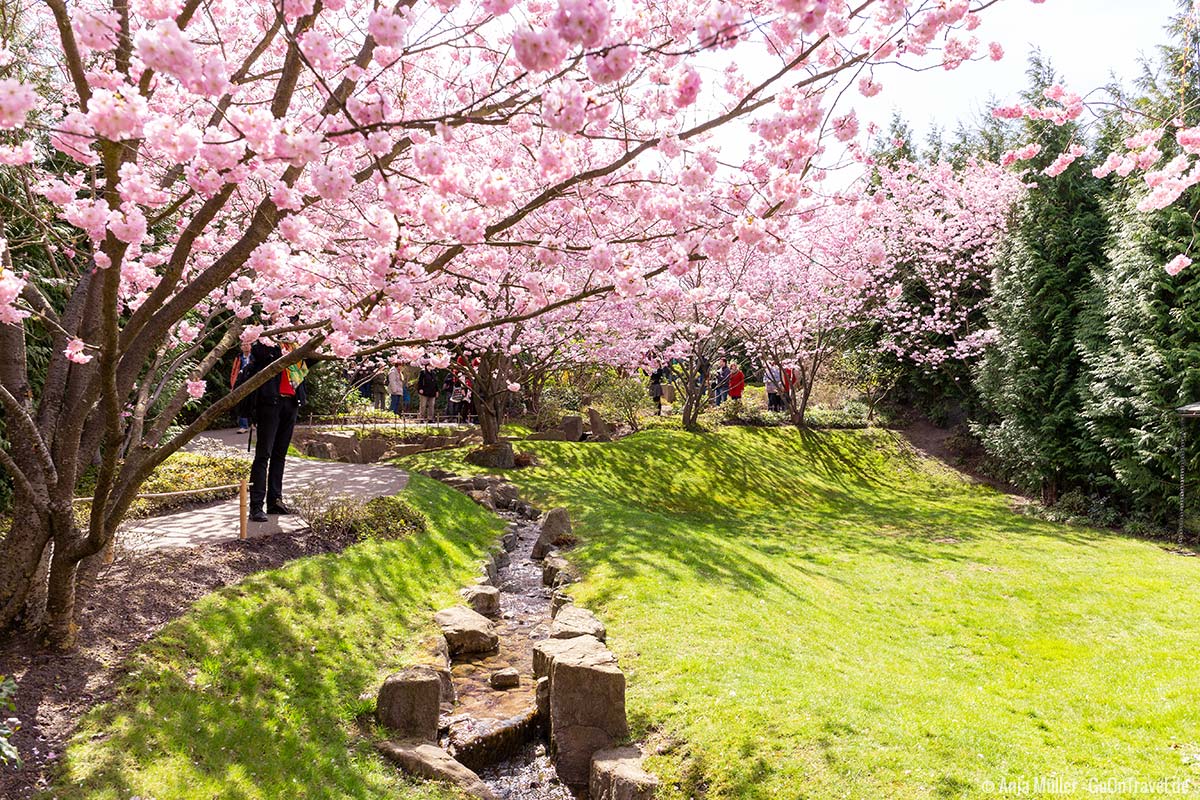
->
[{"left": 441, "top": 505, "right": 576, "bottom": 799}]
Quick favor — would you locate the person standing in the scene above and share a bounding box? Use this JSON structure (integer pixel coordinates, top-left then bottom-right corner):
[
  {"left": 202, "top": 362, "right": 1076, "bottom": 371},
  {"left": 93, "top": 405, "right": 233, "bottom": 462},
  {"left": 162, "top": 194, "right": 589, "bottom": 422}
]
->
[
  {"left": 714, "top": 358, "right": 731, "bottom": 406},
  {"left": 246, "top": 339, "right": 307, "bottom": 522},
  {"left": 386, "top": 360, "right": 407, "bottom": 415},
  {"left": 728, "top": 362, "right": 745, "bottom": 404},
  {"left": 649, "top": 366, "right": 666, "bottom": 415},
  {"left": 764, "top": 364, "right": 782, "bottom": 412},
  {"left": 417, "top": 363, "right": 439, "bottom": 421},
  {"left": 229, "top": 341, "right": 254, "bottom": 433},
  {"left": 370, "top": 370, "right": 388, "bottom": 411}
]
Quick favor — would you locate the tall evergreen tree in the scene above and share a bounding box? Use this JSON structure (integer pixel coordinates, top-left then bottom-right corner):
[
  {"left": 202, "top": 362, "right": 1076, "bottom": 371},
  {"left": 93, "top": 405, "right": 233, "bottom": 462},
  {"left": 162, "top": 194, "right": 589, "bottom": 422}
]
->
[
  {"left": 975, "top": 55, "right": 1111, "bottom": 504},
  {"left": 1076, "top": 0, "right": 1200, "bottom": 525}
]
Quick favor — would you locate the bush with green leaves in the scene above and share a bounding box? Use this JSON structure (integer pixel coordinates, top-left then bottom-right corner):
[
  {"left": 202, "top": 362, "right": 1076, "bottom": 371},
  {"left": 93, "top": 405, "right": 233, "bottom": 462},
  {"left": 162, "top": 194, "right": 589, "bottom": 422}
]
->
[
  {"left": 595, "top": 372, "right": 648, "bottom": 431},
  {"left": 290, "top": 486, "right": 427, "bottom": 543},
  {"left": 0, "top": 674, "right": 18, "bottom": 766}
]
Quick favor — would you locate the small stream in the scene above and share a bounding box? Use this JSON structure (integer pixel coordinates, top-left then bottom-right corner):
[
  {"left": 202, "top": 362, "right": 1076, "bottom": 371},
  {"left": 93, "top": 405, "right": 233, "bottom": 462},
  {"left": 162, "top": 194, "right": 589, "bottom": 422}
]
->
[{"left": 441, "top": 504, "right": 576, "bottom": 799}]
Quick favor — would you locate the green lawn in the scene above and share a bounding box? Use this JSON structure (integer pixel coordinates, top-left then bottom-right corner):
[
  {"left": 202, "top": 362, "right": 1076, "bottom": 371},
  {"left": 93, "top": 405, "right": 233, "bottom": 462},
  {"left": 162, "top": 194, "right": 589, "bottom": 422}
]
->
[
  {"left": 49, "top": 476, "right": 500, "bottom": 800},
  {"left": 404, "top": 427, "right": 1200, "bottom": 799}
]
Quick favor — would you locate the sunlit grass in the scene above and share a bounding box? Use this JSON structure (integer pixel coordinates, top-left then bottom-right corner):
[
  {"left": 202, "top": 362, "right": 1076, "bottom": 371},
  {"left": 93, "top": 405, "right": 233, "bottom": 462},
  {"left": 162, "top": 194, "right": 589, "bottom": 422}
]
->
[
  {"left": 404, "top": 427, "right": 1200, "bottom": 799},
  {"left": 49, "top": 476, "right": 500, "bottom": 800}
]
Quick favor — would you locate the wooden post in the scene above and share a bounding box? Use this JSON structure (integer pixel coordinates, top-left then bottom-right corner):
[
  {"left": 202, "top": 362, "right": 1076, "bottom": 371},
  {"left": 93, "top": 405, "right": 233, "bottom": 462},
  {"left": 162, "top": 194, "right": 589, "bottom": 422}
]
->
[{"left": 239, "top": 478, "right": 249, "bottom": 540}]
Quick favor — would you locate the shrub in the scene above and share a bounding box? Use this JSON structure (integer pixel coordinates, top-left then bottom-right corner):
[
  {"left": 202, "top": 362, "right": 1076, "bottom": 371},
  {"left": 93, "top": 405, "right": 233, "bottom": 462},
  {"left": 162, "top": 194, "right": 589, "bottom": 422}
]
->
[
  {"left": 290, "top": 487, "right": 427, "bottom": 544},
  {"left": 356, "top": 496, "right": 428, "bottom": 541},
  {"left": 514, "top": 450, "right": 541, "bottom": 468},
  {"left": 595, "top": 373, "right": 647, "bottom": 431},
  {"left": 0, "top": 675, "right": 18, "bottom": 766}
]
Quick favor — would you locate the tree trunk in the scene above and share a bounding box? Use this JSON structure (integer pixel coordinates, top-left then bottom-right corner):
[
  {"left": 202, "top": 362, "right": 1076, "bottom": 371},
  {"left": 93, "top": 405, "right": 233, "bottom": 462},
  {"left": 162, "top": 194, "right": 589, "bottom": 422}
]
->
[
  {"left": 43, "top": 541, "right": 80, "bottom": 649},
  {"left": 0, "top": 507, "right": 52, "bottom": 633},
  {"left": 479, "top": 399, "right": 501, "bottom": 445}
]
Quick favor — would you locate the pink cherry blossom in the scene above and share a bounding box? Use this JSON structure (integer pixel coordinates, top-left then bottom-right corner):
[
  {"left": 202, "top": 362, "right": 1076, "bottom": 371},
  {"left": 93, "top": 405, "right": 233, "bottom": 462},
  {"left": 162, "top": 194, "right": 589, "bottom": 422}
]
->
[
  {"left": 185, "top": 379, "right": 207, "bottom": 399},
  {"left": 1165, "top": 254, "right": 1192, "bottom": 276},
  {"left": 513, "top": 27, "right": 568, "bottom": 72},
  {"left": 0, "top": 79, "right": 37, "bottom": 129},
  {"left": 64, "top": 338, "right": 92, "bottom": 364}
]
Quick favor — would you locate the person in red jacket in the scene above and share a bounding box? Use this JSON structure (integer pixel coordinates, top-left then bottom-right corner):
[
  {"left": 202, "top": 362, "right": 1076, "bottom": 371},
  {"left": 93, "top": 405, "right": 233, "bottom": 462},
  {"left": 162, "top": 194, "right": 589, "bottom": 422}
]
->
[{"left": 728, "top": 362, "right": 745, "bottom": 402}]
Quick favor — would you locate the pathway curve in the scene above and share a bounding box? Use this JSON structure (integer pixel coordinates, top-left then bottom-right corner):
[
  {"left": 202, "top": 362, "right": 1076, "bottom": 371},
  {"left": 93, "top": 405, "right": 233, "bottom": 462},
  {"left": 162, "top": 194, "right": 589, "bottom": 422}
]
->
[{"left": 119, "top": 428, "right": 408, "bottom": 551}]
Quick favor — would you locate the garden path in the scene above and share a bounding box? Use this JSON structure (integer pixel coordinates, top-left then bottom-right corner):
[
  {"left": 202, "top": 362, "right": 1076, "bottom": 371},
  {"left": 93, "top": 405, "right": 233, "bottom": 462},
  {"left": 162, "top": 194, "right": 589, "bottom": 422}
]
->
[{"left": 118, "top": 428, "right": 408, "bottom": 551}]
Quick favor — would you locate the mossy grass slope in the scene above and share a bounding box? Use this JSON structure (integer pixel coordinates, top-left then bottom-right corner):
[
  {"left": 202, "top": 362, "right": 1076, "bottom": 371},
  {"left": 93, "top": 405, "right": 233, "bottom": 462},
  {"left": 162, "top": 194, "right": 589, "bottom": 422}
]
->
[
  {"left": 405, "top": 427, "right": 1200, "bottom": 799},
  {"left": 49, "top": 475, "right": 501, "bottom": 800}
]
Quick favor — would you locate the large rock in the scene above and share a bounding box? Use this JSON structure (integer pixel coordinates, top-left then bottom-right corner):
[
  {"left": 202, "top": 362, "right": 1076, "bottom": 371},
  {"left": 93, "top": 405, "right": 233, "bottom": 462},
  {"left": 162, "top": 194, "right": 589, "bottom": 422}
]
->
[
  {"left": 587, "top": 408, "right": 613, "bottom": 442},
  {"left": 376, "top": 667, "right": 441, "bottom": 741},
  {"left": 549, "top": 642, "right": 629, "bottom": 786},
  {"left": 561, "top": 415, "right": 584, "bottom": 442},
  {"left": 590, "top": 747, "right": 660, "bottom": 800},
  {"left": 542, "top": 554, "right": 578, "bottom": 587},
  {"left": 434, "top": 606, "right": 498, "bottom": 655},
  {"left": 357, "top": 436, "right": 391, "bottom": 463},
  {"left": 533, "top": 634, "right": 609, "bottom": 679},
  {"left": 465, "top": 442, "right": 515, "bottom": 470},
  {"left": 461, "top": 584, "right": 500, "bottom": 617},
  {"left": 532, "top": 507, "right": 574, "bottom": 560},
  {"left": 488, "top": 482, "right": 520, "bottom": 509},
  {"left": 377, "top": 740, "right": 499, "bottom": 800},
  {"left": 550, "top": 606, "right": 607, "bottom": 642}
]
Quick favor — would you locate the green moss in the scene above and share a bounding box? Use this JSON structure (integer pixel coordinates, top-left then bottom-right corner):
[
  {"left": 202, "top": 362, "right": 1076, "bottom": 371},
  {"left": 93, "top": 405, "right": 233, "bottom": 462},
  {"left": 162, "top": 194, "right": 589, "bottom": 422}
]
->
[{"left": 49, "top": 476, "right": 500, "bottom": 800}]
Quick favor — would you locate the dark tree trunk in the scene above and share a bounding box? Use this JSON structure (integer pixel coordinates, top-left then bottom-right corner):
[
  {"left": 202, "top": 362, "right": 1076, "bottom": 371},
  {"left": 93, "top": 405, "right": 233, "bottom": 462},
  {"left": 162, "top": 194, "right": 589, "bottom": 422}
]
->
[{"left": 0, "top": 504, "right": 52, "bottom": 633}]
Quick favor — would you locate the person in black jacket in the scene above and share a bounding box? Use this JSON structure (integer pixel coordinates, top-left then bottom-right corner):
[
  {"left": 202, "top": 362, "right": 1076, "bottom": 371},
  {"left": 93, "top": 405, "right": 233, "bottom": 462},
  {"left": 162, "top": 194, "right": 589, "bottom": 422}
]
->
[
  {"left": 416, "top": 364, "right": 439, "bottom": 421},
  {"left": 246, "top": 339, "right": 307, "bottom": 522}
]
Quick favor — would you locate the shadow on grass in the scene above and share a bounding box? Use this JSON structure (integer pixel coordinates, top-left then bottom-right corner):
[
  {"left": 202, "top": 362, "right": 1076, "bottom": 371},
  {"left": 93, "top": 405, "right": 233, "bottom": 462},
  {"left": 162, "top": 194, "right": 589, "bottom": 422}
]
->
[{"left": 51, "top": 476, "right": 500, "bottom": 800}]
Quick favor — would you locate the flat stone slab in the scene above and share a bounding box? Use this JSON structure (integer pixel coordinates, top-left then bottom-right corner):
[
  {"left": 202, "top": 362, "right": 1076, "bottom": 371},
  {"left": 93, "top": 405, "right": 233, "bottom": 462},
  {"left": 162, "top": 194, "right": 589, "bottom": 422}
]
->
[
  {"left": 549, "top": 606, "right": 606, "bottom": 642},
  {"left": 377, "top": 739, "right": 499, "bottom": 799},
  {"left": 435, "top": 606, "right": 499, "bottom": 655},
  {"left": 590, "top": 746, "right": 659, "bottom": 800},
  {"left": 533, "top": 634, "right": 609, "bottom": 680}
]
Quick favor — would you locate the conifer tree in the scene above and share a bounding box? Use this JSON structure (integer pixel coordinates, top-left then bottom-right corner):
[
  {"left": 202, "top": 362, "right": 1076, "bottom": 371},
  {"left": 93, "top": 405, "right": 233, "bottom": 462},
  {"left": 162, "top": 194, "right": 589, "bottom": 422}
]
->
[{"left": 976, "top": 56, "right": 1111, "bottom": 504}]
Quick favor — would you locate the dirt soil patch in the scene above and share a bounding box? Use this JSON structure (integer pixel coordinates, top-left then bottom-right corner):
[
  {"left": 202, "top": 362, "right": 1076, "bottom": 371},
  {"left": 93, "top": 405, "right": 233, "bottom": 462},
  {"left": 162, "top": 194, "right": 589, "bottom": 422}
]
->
[{"left": 0, "top": 527, "right": 353, "bottom": 799}]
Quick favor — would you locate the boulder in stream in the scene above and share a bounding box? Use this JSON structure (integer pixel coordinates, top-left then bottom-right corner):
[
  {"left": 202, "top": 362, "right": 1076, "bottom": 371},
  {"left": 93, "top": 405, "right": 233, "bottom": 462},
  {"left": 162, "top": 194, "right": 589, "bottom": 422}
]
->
[
  {"left": 490, "top": 667, "right": 520, "bottom": 689},
  {"left": 434, "top": 606, "right": 499, "bottom": 655},
  {"left": 549, "top": 606, "right": 607, "bottom": 642},
  {"left": 376, "top": 667, "right": 442, "bottom": 741},
  {"left": 532, "top": 634, "right": 609, "bottom": 679},
  {"left": 377, "top": 740, "right": 499, "bottom": 800},
  {"left": 532, "top": 508, "right": 574, "bottom": 559},
  {"left": 542, "top": 554, "right": 578, "bottom": 587},
  {"left": 549, "top": 640, "right": 629, "bottom": 786},
  {"left": 590, "top": 746, "right": 660, "bottom": 800},
  {"left": 461, "top": 584, "right": 501, "bottom": 617}
]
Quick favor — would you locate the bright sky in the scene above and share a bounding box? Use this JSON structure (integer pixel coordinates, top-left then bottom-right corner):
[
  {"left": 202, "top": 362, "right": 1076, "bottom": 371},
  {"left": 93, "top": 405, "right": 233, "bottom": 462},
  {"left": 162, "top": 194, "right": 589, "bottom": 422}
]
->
[{"left": 859, "top": 0, "right": 1183, "bottom": 142}]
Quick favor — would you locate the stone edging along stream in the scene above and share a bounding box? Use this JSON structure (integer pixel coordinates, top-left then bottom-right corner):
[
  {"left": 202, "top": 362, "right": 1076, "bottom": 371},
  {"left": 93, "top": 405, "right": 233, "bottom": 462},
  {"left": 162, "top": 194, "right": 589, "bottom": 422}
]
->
[{"left": 366, "top": 469, "right": 660, "bottom": 800}]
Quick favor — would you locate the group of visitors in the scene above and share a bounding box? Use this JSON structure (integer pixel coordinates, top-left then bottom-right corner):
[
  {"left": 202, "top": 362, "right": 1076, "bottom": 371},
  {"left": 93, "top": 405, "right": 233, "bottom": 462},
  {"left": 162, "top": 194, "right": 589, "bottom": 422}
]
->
[
  {"left": 648, "top": 359, "right": 746, "bottom": 415},
  {"left": 361, "top": 358, "right": 476, "bottom": 422},
  {"left": 764, "top": 365, "right": 798, "bottom": 413}
]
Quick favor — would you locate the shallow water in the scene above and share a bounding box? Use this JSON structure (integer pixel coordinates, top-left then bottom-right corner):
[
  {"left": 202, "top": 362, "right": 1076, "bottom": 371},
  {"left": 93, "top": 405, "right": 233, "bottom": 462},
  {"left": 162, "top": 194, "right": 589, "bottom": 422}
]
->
[{"left": 438, "top": 502, "right": 576, "bottom": 797}]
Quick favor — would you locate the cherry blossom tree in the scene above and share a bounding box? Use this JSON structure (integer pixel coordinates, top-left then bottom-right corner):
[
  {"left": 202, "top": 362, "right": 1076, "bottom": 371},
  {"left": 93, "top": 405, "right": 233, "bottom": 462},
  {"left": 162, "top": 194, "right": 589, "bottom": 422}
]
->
[{"left": 0, "top": 0, "right": 1020, "bottom": 645}]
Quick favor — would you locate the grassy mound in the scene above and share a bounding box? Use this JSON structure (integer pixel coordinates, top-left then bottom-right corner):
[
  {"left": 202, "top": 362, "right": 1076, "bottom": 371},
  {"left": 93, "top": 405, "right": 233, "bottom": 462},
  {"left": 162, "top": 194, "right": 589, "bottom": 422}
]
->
[
  {"left": 49, "top": 476, "right": 501, "bottom": 800},
  {"left": 405, "top": 427, "right": 1200, "bottom": 799}
]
